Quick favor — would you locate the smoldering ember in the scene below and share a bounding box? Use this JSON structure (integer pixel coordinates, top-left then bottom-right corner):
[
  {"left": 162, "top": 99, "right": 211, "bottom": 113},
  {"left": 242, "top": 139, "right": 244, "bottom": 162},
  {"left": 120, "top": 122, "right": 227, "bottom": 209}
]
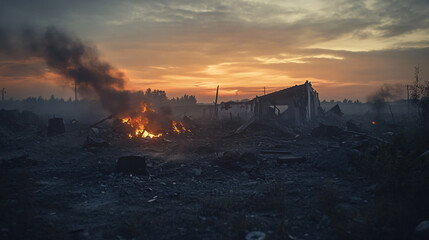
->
[{"left": 1, "top": 5, "right": 429, "bottom": 240}]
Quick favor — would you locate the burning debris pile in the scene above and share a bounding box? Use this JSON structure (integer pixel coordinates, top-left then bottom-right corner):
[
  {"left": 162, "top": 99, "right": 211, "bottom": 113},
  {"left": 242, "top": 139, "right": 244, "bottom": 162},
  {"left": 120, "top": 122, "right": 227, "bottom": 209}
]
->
[
  {"left": 1, "top": 27, "right": 192, "bottom": 140},
  {"left": 119, "top": 103, "right": 190, "bottom": 139}
]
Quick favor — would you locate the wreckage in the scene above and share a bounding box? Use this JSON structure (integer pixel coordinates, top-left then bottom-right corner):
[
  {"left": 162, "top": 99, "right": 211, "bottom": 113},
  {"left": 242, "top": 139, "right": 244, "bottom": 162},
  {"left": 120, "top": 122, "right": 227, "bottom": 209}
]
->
[{"left": 217, "top": 81, "right": 321, "bottom": 126}]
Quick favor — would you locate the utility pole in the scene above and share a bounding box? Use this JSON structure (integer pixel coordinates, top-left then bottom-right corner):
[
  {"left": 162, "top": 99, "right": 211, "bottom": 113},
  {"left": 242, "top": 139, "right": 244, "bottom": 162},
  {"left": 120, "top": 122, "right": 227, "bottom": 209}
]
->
[
  {"left": 264, "top": 87, "right": 265, "bottom": 95},
  {"left": 74, "top": 79, "right": 78, "bottom": 102},
  {"left": 214, "top": 85, "right": 219, "bottom": 119}
]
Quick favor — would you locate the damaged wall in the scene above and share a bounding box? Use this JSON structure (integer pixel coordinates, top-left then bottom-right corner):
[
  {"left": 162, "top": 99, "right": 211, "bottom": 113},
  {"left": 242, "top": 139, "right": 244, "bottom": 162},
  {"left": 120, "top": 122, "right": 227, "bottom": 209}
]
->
[
  {"left": 250, "top": 81, "right": 320, "bottom": 125},
  {"left": 177, "top": 81, "right": 321, "bottom": 126}
]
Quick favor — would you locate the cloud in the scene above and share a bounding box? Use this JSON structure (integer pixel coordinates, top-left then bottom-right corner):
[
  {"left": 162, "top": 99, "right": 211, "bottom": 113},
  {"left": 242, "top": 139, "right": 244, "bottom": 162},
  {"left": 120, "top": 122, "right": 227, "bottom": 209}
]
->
[{"left": 1, "top": 0, "right": 429, "bottom": 102}]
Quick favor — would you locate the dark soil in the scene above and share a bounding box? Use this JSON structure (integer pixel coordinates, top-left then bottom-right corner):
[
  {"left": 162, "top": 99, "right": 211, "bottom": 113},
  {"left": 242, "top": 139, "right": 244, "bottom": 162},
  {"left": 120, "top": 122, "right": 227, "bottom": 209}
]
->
[{"left": 0, "top": 124, "right": 375, "bottom": 240}]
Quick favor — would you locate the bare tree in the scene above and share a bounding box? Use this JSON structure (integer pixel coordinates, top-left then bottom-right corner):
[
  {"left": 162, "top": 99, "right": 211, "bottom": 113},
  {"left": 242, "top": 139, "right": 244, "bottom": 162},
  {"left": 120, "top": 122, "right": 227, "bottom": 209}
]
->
[{"left": 410, "top": 65, "right": 429, "bottom": 121}]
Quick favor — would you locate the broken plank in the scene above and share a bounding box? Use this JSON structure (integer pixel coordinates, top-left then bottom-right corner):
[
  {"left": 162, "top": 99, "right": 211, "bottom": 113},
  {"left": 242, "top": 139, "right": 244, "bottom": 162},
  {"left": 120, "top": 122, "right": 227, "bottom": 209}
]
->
[
  {"left": 234, "top": 115, "right": 258, "bottom": 135},
  {"left": 91, "top": 114, "right": 115, "bottom": 128}
]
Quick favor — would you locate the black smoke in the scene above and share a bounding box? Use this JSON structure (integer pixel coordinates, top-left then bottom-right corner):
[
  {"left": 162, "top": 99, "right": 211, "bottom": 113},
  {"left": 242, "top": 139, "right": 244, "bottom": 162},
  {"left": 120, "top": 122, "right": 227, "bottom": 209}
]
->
[
  {"left": 367, "top": 84, "right": 404, "bottom": 110},
  {"left": 0, "top": 26, "right": 139, "bottom": 115},
  {"left": 367, "top": 84, "right": 405, "bottom": 123}
]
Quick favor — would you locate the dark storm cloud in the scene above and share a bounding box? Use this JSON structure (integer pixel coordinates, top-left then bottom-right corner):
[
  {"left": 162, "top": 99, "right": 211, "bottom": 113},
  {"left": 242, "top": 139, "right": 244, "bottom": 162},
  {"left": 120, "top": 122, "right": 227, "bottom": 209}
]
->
[
  {"left": 2, "top": 0, "right": 428, "bottom": 48},
  {"left": 375, "top": 0, "right": 429, "bottom": 37}
]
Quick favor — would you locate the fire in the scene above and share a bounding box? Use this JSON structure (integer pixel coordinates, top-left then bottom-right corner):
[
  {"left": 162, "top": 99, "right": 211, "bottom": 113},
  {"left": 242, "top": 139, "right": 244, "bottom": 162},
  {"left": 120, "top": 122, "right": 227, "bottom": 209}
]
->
[
  {"left": 121, "top": 116, "right": 162, "bottom": 139},
  {"left": 372, "top": 121, "right": 376, "bottom": 125},
  {"left": 172, "top": 120, "right": 190, "bottom": 134},
  {"left": 120, "top": 103, "right": 190, "bottom": 139}
]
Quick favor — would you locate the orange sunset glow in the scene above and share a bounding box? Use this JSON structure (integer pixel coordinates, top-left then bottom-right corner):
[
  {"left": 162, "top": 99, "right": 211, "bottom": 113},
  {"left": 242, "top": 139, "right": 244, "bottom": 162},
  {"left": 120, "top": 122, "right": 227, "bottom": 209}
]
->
[{"left": 1, "top": 0, "right": 428, "bottom": 102}]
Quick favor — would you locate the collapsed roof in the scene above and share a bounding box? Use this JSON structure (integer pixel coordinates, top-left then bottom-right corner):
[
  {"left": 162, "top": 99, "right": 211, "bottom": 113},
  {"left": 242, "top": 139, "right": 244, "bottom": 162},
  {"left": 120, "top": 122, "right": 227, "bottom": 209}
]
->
[{"left": 249, "top": 81, "right": 321, "bottom": 125}]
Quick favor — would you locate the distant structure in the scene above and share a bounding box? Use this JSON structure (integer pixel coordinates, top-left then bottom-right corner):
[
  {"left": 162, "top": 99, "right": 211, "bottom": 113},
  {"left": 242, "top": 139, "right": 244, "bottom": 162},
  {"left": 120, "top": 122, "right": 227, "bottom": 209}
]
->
[
  {"left": 214, "top": 81, "right": 321, "bottom": 126},
  {"left": 250, "top": 80, "right": 320, "bottom": 125}
]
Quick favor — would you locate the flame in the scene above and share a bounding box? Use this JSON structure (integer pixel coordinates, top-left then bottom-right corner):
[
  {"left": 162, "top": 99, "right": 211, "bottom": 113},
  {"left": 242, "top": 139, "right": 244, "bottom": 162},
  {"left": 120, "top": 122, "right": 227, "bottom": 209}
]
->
[
  {"left": 121, "top": 103, "right": 190, "bottom": 139},
  {"left": 372, "top": 121, "right": 376, "bottom": 125},
  {"left": 121, "top": 103, "right": 162, "bottom": 139},
  {"left": 121, "top": 116, "right": 163, "bottom": 139},
  {"left": 172, "top": 120, "right": 190, "bottom": 134}
]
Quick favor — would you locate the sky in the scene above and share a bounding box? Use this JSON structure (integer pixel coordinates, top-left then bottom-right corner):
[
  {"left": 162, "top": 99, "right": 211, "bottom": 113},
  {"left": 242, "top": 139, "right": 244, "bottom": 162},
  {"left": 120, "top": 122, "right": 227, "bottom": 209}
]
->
[{"left": 1, "top": 0, "right": 428, "bottom": 103}]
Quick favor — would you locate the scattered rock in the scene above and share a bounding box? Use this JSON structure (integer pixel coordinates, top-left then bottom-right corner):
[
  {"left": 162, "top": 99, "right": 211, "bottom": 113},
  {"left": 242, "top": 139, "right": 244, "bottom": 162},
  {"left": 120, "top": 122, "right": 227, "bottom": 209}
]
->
[{"left": 312, "top": 124, "right": 342, "bottom": 137}]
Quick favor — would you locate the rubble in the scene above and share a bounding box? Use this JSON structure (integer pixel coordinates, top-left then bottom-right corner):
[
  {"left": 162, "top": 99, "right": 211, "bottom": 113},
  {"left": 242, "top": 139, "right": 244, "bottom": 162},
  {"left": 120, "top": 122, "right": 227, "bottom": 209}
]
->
[
  {"left": 91, "top": 114, "right": 115, "bottom": 128},
  {"left": 84, "top": 127, "right": 110, "bottom": 148},
  {"left": 0, "top": 89, "right": 417, "bottom": 240},
  {"left": 346, "top": 120, "right": 361, "bottom": 132},
  {"left": 233, "top": 115, "right": 258, "bottom": 135},
  {"left": 311, "top": 123, "right": 343, "bottom": 137}
]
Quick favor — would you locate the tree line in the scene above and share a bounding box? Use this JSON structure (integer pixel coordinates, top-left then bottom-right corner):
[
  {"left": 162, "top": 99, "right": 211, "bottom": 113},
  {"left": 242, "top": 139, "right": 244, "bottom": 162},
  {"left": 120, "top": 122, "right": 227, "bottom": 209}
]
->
[{"left": 0, "top": 88, "right": 198, "bottom": 106}]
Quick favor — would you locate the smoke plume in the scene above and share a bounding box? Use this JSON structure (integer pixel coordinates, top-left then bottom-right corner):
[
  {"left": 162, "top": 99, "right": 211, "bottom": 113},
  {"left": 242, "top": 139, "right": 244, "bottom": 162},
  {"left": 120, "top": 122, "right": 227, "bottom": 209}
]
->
[
  {"left": 367, "top": 84, "right": 404, "bottom": 110},
  {"left": 0, "top": 26, "right": 139, "bottom": 114}
]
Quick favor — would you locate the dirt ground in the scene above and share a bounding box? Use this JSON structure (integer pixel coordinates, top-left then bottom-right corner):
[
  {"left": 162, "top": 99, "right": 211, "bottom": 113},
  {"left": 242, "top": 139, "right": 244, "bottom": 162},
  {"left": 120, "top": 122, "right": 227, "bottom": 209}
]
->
[{"left": 0, "top": 122, "right": 376, "bottom": 240}]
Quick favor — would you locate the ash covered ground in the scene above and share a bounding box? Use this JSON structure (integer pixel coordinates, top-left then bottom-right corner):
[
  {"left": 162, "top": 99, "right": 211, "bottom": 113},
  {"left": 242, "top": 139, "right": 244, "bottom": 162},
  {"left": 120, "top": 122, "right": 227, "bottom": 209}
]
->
[{"left": 1, "top": 110, "right": 398, "bottom": 240}]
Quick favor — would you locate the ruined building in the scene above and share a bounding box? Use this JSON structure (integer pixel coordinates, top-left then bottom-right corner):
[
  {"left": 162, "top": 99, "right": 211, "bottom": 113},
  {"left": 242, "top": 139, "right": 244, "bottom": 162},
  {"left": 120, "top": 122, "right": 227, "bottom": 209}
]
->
[{"left": 217, "top": 81, "right": 321, "bottom": 126}]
